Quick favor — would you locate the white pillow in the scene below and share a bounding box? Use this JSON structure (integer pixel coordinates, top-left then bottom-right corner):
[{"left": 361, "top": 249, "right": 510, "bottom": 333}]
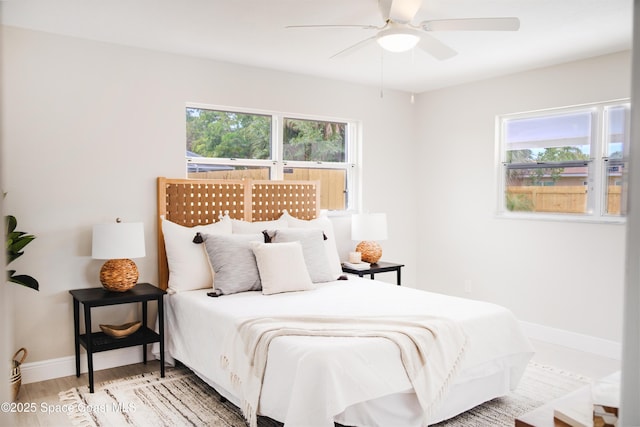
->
[
  {"left": 272, "top": 228, "right": 334, "bottom": 283},
  {"left": 231, "top": 217, "right": 289, "bottom": 233},
  {"left": 251, "top": 241, "right": 314, "bottom": 295},
  {"left": 162, "top": 217, "right": 232, "bottom": 292},
  {"left": 281, "top": 210, "right": 342, "bottom": 280}
]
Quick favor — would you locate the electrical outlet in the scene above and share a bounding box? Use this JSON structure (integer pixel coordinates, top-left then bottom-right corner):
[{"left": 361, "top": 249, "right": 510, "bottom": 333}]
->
[{"left": 464, "top": 280, "right": 472, "bottom": 294}]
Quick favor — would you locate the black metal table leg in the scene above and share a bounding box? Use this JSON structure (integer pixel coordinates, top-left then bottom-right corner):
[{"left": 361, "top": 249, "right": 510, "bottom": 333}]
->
[
  {"left": 73, "top": 299, "right": 80, "bottom": 377},
  {"left": 83, "top": 304, "right": 94, "bottom": 393},
  {"left": 158, "top": 295, "right": 165, "bottom": 378},
  {"left": 142, "top": 300, "right": 148, "bottom": 364}
]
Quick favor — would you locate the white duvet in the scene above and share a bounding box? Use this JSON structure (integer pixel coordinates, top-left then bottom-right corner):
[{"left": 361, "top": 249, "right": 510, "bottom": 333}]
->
[{"left": 162, "top": 278, "right": 534, "bottom": 427}]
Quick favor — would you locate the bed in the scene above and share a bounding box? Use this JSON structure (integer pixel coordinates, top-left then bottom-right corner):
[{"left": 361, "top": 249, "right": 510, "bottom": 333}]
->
[{"left": 155, "top": 177, "right": 534, "bottom": 427}]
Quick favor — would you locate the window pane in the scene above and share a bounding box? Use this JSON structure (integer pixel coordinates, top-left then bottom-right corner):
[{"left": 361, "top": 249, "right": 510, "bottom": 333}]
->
[
  {"left": 283, "top": 118, "right": 346, "bottom": 162},
  {"left": 505, "top": 111, "right": 592, "bottom": 164},
  {"left": 505, "top": 165, "right": 588, "bottom": 213},
  {"left": 187, "top": 165, "right": 270, "bottom": 180},
  {"left": 604, "top": 161, "right": 626, "bottom": 216},
  {"left": 604, "top": 105, "right": 628, "bottom": 159},
  {"left": 284, "top": 167, "right": 346, "bottom": 210},
  {"left": 186, "top": 108, "right": 271, "bottom": 160},
  {"left": 603, "top": 105, "right": 629, "bottom": 216}
]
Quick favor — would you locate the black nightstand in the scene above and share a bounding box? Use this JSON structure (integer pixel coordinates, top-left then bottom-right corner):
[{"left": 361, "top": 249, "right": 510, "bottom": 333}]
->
[
  {"left": 341, "top": 261, "right": 405, "bottom": 286},
  {"left": 69, "top": 283, "right": 166, "bottom": 393}
]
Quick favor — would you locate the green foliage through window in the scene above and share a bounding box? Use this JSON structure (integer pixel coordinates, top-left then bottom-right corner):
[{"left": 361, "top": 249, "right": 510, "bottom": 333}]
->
[
  {"left": 507, "top": 146, "right": 590, "bottom": 185},
  {"left": 186, "top": 109, "right": 271, "bottom": 159},
  {"left": 283, "top": 118, "right": 346, "bottom": 162}
]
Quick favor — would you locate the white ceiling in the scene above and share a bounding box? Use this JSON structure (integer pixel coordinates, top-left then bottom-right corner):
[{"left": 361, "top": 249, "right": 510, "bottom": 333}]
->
[{"left": 1, "top": 0, "right": 633, "bottom": 93}]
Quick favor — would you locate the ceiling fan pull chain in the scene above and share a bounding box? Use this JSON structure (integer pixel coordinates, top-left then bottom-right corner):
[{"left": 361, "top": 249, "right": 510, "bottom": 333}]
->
[{"left": 380, "top": 51, "right": 384, "bottom": 99}]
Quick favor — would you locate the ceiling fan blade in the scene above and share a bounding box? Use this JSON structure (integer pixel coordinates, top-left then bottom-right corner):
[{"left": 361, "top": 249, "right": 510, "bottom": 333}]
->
[
  {"left": 417, "top": 33, "right": 457, "bottom": 60},
  {"left": 389, "top": 0, "right": 423, "bottom": 23},
  {"left": 286, "top": 24, "right": 379, "bottom": 30},
  {"left": 421, "top": 17, "right": 520, "bottom": 32},
  {"left": 329, "top": 36, "right": 377, "bottom": 59},
  {"left": 378, "top": 0, "right": 393, "bottom": 21}
]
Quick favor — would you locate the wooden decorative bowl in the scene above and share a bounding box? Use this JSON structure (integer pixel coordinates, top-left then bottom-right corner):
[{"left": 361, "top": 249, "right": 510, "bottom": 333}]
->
[{"left": 99, "top": 321, "right": 142, "bottom": 338}]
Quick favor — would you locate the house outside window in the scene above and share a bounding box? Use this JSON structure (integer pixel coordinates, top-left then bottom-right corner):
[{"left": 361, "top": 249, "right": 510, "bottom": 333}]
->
[
  {"left": 497, "top": 100, "right": 629, "bottom": 221},
  {"left": 185, "top": 105, "right": 358, "bottom": 211}
]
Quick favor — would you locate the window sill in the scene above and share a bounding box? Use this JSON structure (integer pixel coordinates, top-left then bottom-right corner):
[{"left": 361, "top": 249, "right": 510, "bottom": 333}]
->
[{"left": 496, "top": 211, "right": 626, "bottom": 225}]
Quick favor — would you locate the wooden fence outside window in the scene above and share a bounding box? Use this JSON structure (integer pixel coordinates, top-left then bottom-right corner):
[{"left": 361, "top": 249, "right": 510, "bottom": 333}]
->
[
  {"left": 188, "top": 169, "right": 347, "bottom": 210},
  {"left": 507, "top": 186, "right": 621, "bottom": 214}
]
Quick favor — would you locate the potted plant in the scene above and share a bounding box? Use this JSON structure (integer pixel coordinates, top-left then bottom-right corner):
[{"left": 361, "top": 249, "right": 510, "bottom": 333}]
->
[
  {"left": 5, "top": 214, "right": 39, "bottom": 291},
  {"left": 4, "top": 213, "right": 38, "bottom": 400}
]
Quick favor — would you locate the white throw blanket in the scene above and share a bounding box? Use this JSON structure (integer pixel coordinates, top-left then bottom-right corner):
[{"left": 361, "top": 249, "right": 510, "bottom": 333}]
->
[{"left": 220, "top": 315, "right": 467, "bottom": 427}]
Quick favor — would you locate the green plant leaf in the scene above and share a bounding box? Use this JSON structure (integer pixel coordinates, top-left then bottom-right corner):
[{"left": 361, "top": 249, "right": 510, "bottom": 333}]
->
[
  {"left": 6, "top": 232, "right": 35, "bottom": 264},
  {"left": 5, "top": 215, "right": 16, "bottom": 234},
  {"left": 7, "top": 271, "right": 39, "bottom": 291},
  {"left": 5, "top": 215, "right": 39, "bottom": 291},
  {"left": 7, "top": 252, "right": 22, "bottom": 264},
  {"left": 10, "top": 234, "right": 35, "bottom": 253}
]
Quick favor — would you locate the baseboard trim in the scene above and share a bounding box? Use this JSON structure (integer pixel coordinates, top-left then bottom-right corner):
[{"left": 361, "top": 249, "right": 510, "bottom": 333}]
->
[
  {"left": 520, "top": 321, "right": 622, "bottom": 360},
  {"left": 20, "top": 322, "right": 621, "bottom": 384},
  {"left": 20, "top": 347, "right": 145, "bottom": 385}
]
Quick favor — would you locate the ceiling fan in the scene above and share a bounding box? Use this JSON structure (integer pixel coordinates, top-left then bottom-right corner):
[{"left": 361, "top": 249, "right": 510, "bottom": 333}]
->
[{"left": 286, "top": 0, "right": 520, "bottom": 60}]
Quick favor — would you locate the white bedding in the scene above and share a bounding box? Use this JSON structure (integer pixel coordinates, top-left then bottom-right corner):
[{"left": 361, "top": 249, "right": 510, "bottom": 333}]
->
[{"left": 162, "top": 278, "right": 534, "bottom": 427}]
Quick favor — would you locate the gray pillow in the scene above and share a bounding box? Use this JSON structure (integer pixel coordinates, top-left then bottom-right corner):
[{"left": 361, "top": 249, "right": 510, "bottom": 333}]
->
[
  {"left": 272, "top": 228, "right": 335, "bottom": 283},
  {"left": 202, "top": 233, "right": 263, "bottom": 295}
]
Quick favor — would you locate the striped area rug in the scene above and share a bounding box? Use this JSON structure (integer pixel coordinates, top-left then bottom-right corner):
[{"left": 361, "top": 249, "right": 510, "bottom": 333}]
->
[
  {"left": 59, "top": 362, "right": 590, "bottom": 427},
  {"left": 431, "top": 362, "right": 591, "bottom": 426}
]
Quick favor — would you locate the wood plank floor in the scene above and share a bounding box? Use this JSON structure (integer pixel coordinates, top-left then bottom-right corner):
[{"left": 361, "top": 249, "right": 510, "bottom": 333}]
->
[{"left": 9, "top": 361, "right": 160, "bottom": 426}]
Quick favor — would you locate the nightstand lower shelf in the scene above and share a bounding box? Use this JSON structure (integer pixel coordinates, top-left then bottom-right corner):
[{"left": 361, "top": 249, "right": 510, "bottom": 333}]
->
[{"left": 78, "top": 328, "right": 160, "bottom": 353}]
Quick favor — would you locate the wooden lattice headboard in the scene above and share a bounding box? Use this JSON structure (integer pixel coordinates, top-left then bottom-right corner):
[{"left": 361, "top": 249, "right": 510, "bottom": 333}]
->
[{"left": 156, "top": 177, "right": 320, "bottom": 290}]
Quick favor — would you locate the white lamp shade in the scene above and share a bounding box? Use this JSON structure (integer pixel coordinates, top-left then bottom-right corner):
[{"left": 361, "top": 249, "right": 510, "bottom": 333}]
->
[
  {"left": 92, "top": 222, "right": 146, "bottom": 260},
  {"left": 351, "top": 213, "right": 388, "bottom": 241}
]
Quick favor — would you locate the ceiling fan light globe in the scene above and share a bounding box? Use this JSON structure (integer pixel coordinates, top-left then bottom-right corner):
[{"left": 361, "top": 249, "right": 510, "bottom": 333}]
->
[{"left": 376, "top": 28, "right": 420, "bottom": 52}]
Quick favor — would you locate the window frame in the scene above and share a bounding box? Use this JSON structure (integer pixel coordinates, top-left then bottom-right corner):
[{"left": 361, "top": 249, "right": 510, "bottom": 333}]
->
[
  {"left": 496, "top": 99, "right": 629, "bottom": 223},
  {"left": 185, "top": 103, "right": 359, "bottom": 212}
]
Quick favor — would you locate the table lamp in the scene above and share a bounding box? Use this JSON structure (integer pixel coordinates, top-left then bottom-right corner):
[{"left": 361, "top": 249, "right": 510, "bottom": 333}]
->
[
  {"left": 351, "top": 213, "right": 387, "bottom": 264},
  {"left": 92, "top": 220, "right": 145, "bottom": 292}
]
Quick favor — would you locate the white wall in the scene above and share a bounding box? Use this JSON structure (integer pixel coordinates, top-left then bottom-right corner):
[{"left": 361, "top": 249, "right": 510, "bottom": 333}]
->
[
  {"left": 1, "top": 26, "right": 419, "bottom": 366},
  {"left": 415, "top": 51, "right": 631, "bottom": 343}
]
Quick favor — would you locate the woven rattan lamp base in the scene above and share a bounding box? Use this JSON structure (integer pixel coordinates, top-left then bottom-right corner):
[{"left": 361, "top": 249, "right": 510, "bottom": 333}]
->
[
  {"left": 356, "top": 241, "right": 382, "bottom": 264},
  {"left": 100, "top": 259, "right": 139, "bottom": 292}
]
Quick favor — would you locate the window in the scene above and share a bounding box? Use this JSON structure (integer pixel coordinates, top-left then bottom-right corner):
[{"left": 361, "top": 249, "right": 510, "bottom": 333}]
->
[
  {"left": 498, "top": 100, "right": 629, "bottom": 221},
  {"left": 185, "top": 105, "right": 357, "bottom": 211}
]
